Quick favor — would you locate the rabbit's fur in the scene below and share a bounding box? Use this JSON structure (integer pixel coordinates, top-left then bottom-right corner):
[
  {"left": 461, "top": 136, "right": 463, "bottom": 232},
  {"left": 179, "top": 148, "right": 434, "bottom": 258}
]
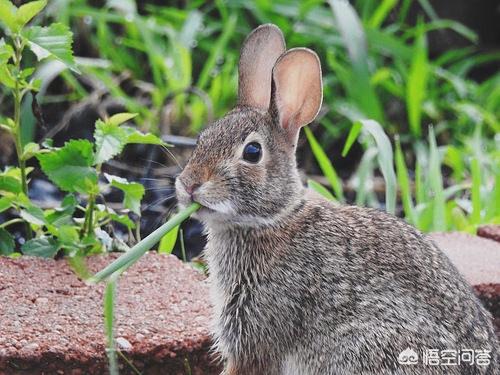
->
[{"left": 176, "top": 24, "right": 499, "bottom": 375}]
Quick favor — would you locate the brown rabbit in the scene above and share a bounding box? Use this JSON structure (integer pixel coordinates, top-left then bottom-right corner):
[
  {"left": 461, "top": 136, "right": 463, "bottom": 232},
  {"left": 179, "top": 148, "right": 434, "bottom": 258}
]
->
[{"left": 176, "top": 24, "right": 499, "bottom": 375}]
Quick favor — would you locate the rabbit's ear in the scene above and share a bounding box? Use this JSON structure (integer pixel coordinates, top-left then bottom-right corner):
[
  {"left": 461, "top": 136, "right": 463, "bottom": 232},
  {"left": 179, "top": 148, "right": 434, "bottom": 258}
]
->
[
  {"left": 270, "top": 48, "right": 323, "bottom": 141},
  {"left": 238, "top": 24, "right": 286, "bottom": 110}
]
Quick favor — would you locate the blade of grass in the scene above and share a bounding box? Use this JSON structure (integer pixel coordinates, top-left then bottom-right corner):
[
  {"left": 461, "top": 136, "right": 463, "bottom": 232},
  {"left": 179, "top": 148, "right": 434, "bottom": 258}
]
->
[
  {"left": 354, "top": 147, "right": 377, "bottom": 207},
  {"left": 355, "top": 120, "right": 397, "bottom": 214},
  {"left": 158, "top": 224, "right": 180, "bottom": 254},
  {"left": 104, "top": 273, "right": 119, "bottom": 375},
  {"left": 368, "top": 0, "right": 398, "bottom": 29},
  {"left": 304, "top": 127, "right": 344, "bottom": 202},
  {"left": 470, "top": 157, "right": 481, "bottom": 224},
  {"left": 196, "top": 14, "right": 237, "bottom": 90},
  {"left": 342, "top": 121, "right": 362, "bottom": 157},
  {"left": 428, "top": 126, "right": 446, "bottom": 231},
  {"left": 395, "top": 137, "right": 416, "bottom": 225},
  {"left": 307, "top": 179, "right": 336, "bottom": 201},
  {"left": 406, "top": 24, "right": 429, "bottom": 137},
  {"left": 328, "top": 0, "right": 385, "bottom": 123},
  {"left": 89, "top": 202, "right": 200, "bottom": 283}
]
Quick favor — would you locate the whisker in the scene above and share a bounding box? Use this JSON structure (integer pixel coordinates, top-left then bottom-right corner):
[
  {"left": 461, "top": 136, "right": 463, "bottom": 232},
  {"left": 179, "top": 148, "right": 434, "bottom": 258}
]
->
[
  {"left": 140, "top": 158, "right": 170, "bottom": 169},
  {"left": 143, "top": 194, "right": 176, "bottom": 211},
  {"left": 144, "top": 186, "right": 174, "bottom": 192},
  {"left": 160, "top": 144, "right": 183, "bottom": 169}
]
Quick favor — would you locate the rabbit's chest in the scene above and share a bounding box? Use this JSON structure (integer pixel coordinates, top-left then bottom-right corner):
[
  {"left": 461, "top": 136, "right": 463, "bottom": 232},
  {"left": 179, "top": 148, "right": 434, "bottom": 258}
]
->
[{"left": 205, "top": 235, "right": 289, "bottom": 354}]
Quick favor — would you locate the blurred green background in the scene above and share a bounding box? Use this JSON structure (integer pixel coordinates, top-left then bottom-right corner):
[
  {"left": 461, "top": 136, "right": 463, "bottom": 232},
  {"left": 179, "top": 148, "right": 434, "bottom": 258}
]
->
[{"left": 1, "top": 0, "right": 499, "bottom": 235}]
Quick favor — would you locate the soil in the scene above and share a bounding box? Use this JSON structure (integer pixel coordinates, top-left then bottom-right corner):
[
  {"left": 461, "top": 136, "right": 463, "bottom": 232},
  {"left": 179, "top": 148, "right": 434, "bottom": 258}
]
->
[
  {"left": 478, "top": 225, "right": 500, "bottom": 243},
  {"left": 0, "top": 253, "right": 220, "bottom": 375}
]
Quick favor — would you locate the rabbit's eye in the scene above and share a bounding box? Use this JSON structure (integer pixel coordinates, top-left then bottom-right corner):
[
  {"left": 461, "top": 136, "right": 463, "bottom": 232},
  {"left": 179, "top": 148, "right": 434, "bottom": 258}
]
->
[{"left": 242, "top": 142, "right": 262, "bottom": 163}]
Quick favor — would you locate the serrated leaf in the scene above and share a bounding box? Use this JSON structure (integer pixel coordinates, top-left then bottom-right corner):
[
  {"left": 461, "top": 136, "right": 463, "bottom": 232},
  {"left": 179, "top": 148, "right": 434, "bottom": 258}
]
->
[
  {"left": 0, "top": 175, "right": 21, "bottom": 193},
  {"left": 158, "top": 224, "right": 179, "bottom": 254},
  {"left": 0, "top": 228, "right": 14, "bottom": 255},
  {"left": 37, "top": 139, "right": 98, "bottom": 193},
  {"left": 123, "top": 126, "right": 165, "bottom": 145},
  {"left": 93, "top": 118, "right": 165, "bottom": 165},
  {"left": 105, "top": 174, "right": 144, "bottom": 215},
  {"left": 22, "top": 236, "right": 60, "bottom": 258},
  {"left": 22, "top": 23, "right": 79, "bottom": 72},
  {"left": 93, "top": 120, "right": 128, "bottom": 165},
  {"left": 107, "top": 112, "right": 137, "bottom": 126},
  {"left": 15, "top": 0, "right": 47, "bottom": 30}
]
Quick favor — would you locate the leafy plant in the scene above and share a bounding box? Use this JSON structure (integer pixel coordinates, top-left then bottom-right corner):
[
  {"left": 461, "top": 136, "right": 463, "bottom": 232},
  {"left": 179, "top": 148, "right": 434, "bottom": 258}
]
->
[
  {"left": 0, "top": 109, "right": 165, "bottom": 257},
  {"left": 313, "top": 121, "right": 500, "bottom": 233},
  {"left": 0, "top": 0, "right": 77, "bottom": 239}
]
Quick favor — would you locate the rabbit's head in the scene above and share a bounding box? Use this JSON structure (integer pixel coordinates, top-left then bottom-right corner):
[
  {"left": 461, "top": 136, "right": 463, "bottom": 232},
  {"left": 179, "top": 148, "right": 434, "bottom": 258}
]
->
[{"left": 176, "top": 24, "right": 323, "bottom": 225}]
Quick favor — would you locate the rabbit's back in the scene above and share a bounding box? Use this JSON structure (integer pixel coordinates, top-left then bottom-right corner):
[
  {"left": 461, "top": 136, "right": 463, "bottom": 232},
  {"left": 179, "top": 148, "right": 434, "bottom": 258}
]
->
[
  {"left": 291, "top": 198, "right": 498, "bottom": 373},
  {"left": 206, "top": 195, "right": 499, "bottom": 374}
]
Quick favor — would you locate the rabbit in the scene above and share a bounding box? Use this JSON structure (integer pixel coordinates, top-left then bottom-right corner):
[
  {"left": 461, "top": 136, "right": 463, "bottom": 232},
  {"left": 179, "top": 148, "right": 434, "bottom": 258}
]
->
[{"left": 176, "top": 24, "right": 499, "bottom": 375}]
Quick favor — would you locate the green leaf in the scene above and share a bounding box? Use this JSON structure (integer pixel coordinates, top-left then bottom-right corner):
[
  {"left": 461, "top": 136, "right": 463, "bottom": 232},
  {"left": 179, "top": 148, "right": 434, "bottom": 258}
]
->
[
  {"left": 0, "top": 196, "right": 13, "bottom": 213},
  {"left": 46, "top": 194, "right": 77, "bottom": 226},
  {"left": 342, "top": 121, "right": 362, "bottom": 157},
  {"left": 122, "top": 126, "right": 164, "bottom": 145},
  {"left": 368, "top": 0, "right": 398, "bottom": 29},
  {"left": 109, "top": 213, "right": 135, "bottom": 229},
  {"left": 395, "top": 138, "right": 416, "bottom": 225},
  {"left": 107, "top": 112, "right": 137, "bottom": 126},
  {"left": 0, "top": 228, "right": 14, "bottom": 255},
  {"left": 428, "top": 127, "right": 446, "bottom": 231},
  {"left": 94, "top": 120, "right": 128, "bottom": 165},
  {"left": 328, "top": 0, "right": 384, "bottom": 122},
  {"left": 354, "top": 120, "right": 397, "bottom": 214},
  {"left": 22, "top": 142, "right": 40, "bottom": 160},
  {"left": 15, "top": 0, "right": 47, "bottom": 30},
  {"left": 0, "top": 175, "right": 21, "bottom": 194},
  {"left": 20, "top": 205, "right": 46, "bottom": 225},
  {"left": 22, "top": 23, "right": 79, "bottom": 72},
  {"left": 406, "top": 27, "right": 429, "bottom": 137},
  {"left": 470, "top": 157, "right": 481, "bottom": 224},
  {"left": 37, "top": 140, "right": 98, "bottom": 194},
  {"left": 0, "top": 0, "right": 18, "bottom": 32},
  {"left": 158, "top": 224, "right": 179, "bottom": 254},
  {"left": 304, "top": 127, "right": 344, "bottom": 202},
  {"left": 93, "top": 118, "right": 164, "bottom": 165},
  {"left": 58, "top": 225, "right": 79, "bottom": 244},
  {"left": 0, "top": 65, "right": 16, "bottom": 88},
  {"left": 307, "top": 179, "right": 336, "bottom": 201},
  {"left": 22, "top": 237, "right": 60, "bottom": 258},
  {"left": 105, "top": 174, "right": 145, "bottom": 215},
  {"left": 0, "top": 39, "right": 14, "bottom": 63}
]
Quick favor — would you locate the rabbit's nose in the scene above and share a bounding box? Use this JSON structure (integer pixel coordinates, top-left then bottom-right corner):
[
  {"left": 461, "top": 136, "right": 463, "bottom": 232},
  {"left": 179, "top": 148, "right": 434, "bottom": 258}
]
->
[{"left": 185, "top": 183, "right": 200, "bottom": 195}]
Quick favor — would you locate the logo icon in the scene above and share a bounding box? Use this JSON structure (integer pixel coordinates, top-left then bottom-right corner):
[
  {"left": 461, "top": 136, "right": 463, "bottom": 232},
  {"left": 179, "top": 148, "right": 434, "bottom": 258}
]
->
[{"left": 399, "top": 348, "right": 419, "bottom": 365}]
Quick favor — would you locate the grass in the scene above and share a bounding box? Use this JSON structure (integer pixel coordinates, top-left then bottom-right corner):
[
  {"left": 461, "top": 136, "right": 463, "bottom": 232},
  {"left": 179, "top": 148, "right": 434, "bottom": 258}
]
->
[
  {"left": 89, "top": 202, "right": 200, "bottom": 283},
  {"left": 96, "top": 202, "right": 200, "bottom": 374}
]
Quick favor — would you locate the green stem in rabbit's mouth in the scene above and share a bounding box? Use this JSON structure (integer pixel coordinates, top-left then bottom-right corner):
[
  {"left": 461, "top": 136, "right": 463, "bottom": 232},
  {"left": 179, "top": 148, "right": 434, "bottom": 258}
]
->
[{"left": 88, "top": 202, "right": 201, "bottom": 283}]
